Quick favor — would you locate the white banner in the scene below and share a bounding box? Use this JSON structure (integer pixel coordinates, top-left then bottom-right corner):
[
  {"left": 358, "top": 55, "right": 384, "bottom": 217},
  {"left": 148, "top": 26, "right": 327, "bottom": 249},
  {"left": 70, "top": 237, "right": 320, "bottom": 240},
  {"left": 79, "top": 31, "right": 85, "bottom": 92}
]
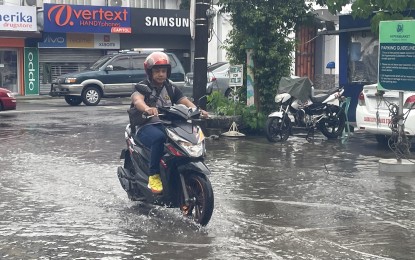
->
[
  {"left": 94, "top": 34, "right": 120, "bottom": 49},
  {"left": 0, "top": 5, "right": 37, "bottom": 32}
]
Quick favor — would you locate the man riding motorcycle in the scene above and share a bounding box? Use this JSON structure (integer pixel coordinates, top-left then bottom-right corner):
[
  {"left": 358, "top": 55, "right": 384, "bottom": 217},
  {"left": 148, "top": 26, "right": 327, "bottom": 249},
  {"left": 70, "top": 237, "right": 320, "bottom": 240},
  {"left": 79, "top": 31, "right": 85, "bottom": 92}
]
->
[{"left": 130, "top": 51, "right": 208, "bottom": 194}]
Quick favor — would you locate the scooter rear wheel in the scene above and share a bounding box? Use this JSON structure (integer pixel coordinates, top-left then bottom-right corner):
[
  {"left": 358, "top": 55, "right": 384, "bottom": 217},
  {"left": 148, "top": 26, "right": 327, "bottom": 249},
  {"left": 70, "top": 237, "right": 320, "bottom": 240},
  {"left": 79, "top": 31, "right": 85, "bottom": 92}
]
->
[
  {"left": 180, "top": 173, "right": 214, "bottom": 226},
  {"left": 318, "top": 105, "right": 346, "bottom": 139}
]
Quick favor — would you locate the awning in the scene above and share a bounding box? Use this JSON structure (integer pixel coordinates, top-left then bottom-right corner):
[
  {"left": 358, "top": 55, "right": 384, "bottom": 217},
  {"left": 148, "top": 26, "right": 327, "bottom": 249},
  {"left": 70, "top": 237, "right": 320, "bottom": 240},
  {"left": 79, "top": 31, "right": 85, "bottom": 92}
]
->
[
  {"left": 0, "top": 31, "right": 42, "bottom": 38},
  {"left": 318, "top": 26, "right": 372, "bottom": 35}
]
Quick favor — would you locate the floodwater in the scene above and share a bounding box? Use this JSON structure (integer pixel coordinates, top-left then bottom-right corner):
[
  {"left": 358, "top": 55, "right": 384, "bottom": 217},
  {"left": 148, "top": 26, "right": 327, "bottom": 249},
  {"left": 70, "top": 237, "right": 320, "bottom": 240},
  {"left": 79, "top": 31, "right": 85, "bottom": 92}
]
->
[{"left": 1, "top": 100, "right": 415, "bottom": 259}]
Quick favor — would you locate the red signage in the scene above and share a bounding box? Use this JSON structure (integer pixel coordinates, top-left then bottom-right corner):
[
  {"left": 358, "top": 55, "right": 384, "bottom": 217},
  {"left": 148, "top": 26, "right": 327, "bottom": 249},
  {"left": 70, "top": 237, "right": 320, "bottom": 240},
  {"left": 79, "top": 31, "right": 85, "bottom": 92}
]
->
[{"left": 111, "top": 27, "right": 131, "bottom": 33}]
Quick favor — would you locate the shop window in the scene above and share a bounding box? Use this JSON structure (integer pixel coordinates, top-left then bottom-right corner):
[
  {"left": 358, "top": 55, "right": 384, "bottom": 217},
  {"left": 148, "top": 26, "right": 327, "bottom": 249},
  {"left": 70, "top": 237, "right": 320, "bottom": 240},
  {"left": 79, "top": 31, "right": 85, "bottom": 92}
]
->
[
  {"left": 348, "top": 31, "right": 379, "bottom": 84},
  {"left": 0, "top": 50, "right": 17, "bottom": 93}
]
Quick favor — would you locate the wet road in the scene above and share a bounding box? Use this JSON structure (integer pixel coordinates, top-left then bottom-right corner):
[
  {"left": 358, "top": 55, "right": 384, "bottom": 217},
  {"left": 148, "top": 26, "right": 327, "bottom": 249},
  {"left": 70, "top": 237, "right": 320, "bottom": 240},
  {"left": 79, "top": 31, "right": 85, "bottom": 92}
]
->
[{"left": 1, "top": 98, "right": 415, "bottom": 259}]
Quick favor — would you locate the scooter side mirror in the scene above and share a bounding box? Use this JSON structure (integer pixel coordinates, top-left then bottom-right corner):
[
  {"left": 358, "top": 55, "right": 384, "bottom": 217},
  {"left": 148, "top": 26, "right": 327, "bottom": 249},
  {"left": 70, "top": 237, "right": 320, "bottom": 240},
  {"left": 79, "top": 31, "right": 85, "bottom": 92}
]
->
[{"left": 196, "top": 95, "right": 207, "bottom": 107}]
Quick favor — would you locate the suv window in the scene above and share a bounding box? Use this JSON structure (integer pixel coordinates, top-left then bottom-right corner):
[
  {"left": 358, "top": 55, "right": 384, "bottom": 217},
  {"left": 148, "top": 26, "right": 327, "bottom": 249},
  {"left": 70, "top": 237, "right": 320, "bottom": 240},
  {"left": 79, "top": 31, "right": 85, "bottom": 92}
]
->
[
  {"left": 132, "top": 56, "right": 145, "bottom": 70},
  {"left": 90, "top": 55, "right": 113, "bottom": 70},
  {"left": 111, "top": 57, "right": 130, "bottom": 71},
  {"left": 169, "top": 55, "right": 178, "bottom": 68}
]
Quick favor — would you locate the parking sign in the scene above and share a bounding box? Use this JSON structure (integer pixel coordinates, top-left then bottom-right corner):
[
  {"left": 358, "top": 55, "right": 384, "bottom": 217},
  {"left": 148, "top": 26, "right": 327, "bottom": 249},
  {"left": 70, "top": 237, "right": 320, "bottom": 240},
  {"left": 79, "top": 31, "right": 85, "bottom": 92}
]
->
[{"left": 229, "top": 65, "right": 243, "bottom": 87}]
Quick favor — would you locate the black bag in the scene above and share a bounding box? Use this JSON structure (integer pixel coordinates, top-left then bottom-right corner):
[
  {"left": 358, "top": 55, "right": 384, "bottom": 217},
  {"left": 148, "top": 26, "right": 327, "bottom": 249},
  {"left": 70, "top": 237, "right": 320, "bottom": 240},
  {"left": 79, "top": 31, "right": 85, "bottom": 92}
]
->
[
  {"left": 127, "top": 106, "right": 149, "bottom": 131},
  {"left": 128, "top": 80, "right": 175, "bottom": 132}
]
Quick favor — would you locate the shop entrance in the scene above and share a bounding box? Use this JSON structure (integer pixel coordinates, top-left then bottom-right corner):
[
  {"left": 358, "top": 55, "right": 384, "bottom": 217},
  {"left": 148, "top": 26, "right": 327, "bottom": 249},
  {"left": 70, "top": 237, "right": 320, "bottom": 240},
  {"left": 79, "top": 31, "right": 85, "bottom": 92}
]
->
[{"left": 0, "top": 49, "right": 18, "bottom": 93}]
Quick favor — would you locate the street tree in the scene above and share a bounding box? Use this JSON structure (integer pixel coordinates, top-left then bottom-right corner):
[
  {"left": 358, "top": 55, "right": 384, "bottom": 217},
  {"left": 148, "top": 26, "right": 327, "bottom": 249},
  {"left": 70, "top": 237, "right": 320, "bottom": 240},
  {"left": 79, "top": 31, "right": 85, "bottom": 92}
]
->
[
  {"left": 316, "top": 0, "right": 415, "bottom": 32},
  {"left": 217, "top": 0, "right": 313, "bottom": 114}
]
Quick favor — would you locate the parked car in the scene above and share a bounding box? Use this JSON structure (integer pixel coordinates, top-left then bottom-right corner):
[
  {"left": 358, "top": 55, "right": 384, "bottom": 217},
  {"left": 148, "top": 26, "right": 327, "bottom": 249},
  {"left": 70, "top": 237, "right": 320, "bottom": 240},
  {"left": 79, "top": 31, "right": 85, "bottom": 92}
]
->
[
  {"left": 182, "top": 62, "right": 232, "bottom": 98},
  {"left": 355, "top": 83, "right": 415, "bottom": 145},
  {"left": 49, "top": 51, "right": 186, "bottom": 106},
  {"left": 0, "top": 87, "right": 16, "bottom": 111}
]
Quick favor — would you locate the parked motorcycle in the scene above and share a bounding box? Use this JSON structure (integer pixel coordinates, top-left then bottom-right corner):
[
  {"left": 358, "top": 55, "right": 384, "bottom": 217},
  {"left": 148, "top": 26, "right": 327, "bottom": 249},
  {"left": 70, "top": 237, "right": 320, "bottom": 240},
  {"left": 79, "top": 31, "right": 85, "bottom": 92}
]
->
[
  {"left": 265, "top": 77, "right": 346, "bottom": 142},
  {"left": 117, "top": 85, "right": 214, "bottom": 226}
]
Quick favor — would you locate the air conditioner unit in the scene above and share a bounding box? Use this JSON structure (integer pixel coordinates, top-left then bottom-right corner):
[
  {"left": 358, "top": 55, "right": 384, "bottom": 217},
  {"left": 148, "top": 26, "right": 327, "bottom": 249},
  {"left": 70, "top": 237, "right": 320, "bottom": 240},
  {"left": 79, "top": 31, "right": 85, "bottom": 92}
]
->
[
  {"left": 91, "top": 0, "right": 106, "bottom": 6},
  {"left": 21, "top": 0, "right": 43, "bottom": 8},
  {"left": 106, "top": 0, "right": 129, "bottom": 7}
]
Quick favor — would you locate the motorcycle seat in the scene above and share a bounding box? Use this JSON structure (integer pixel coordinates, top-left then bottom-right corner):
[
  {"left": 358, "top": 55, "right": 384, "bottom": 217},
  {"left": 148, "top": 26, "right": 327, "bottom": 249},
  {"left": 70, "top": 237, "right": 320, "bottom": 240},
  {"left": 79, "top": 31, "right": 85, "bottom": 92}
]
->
[{"left": 310, "top": 87, "right": 340, "bottom": 103}]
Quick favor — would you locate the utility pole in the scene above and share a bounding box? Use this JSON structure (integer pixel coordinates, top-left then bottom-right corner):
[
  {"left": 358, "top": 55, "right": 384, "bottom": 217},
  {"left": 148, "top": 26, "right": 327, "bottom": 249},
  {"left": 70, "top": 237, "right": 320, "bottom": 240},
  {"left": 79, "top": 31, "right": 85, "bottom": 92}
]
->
[{"left": 193, "top": 0, "right": 210, "bottom": 109}]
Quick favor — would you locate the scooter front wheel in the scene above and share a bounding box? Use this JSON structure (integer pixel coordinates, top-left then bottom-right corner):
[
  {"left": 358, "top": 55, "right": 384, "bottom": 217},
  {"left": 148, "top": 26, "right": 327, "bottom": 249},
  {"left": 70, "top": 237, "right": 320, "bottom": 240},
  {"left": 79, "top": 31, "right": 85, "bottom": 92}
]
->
[{"left": 180, "top": 173, "right": 214, "bottom": 226}]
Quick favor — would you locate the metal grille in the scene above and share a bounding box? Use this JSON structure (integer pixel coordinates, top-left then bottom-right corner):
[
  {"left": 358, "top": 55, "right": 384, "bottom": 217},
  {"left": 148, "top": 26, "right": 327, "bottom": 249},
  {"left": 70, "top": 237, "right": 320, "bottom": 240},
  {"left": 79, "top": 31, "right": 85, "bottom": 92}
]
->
[
  {"left": 38, "top": 49, "right": 104, "bottom": 63},
  {"left": 39, "top": 63, "right": 90, "bottom": 94},
  {"left": 38, "top": 49, "right": 104, "bottom": 94},
  {"left": 50, "top": 0, "right": 93, "bottom": 4},
  {"left": 129, "top": 0, "right": 165, "bottom": 8}
]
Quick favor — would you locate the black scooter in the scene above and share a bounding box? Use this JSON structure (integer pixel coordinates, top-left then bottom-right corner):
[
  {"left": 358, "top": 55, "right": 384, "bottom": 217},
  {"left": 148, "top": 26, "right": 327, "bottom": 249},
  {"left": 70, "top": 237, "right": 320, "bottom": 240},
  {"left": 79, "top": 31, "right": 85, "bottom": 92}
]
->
[{"left": 117, "top": 87, "right": 214, "bottom": 226}]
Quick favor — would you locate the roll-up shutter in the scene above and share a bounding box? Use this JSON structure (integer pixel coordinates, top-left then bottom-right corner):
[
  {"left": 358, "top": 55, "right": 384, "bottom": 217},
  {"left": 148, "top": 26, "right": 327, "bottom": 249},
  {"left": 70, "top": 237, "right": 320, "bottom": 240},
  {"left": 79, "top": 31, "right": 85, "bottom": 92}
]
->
[
  {"left": 39, "top": 49, "right": 105, "bottom": 63},
  {"left": 38, "top": 49, "right": 106, "bottom": 94}
]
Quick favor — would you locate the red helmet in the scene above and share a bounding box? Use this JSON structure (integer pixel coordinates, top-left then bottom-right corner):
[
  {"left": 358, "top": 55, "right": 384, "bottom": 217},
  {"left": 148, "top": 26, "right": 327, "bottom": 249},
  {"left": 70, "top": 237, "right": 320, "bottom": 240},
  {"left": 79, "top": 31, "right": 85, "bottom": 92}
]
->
[{"left": 144, "top": 52, "right": 171, "bottom": 78}]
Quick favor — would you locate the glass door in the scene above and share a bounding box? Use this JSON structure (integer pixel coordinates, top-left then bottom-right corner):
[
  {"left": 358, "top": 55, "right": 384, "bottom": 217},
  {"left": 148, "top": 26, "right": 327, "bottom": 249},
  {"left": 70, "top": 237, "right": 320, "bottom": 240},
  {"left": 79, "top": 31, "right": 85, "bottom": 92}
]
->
[{"left": 0, "top": 49, "right": 18, "bottom": 93}]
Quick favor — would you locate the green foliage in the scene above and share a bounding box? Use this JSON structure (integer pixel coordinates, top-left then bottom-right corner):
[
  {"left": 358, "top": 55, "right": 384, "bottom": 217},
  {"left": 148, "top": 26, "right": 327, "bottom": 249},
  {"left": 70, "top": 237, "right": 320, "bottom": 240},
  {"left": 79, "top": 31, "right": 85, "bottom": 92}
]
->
[
  {"left": 239, "top": 106, "right": 267, "bottom": 134},
  {"left": 317, "top": 0, "right": 415, "bottom": 32},
  {"left": 218, "top": 0, "right": 313, "bottom": 115},
  {"left": 207, "top": 91, "right": 267, "bottom": 134},
  {"left": 207, "top": 91, "right": 237, "bottom": 116}
]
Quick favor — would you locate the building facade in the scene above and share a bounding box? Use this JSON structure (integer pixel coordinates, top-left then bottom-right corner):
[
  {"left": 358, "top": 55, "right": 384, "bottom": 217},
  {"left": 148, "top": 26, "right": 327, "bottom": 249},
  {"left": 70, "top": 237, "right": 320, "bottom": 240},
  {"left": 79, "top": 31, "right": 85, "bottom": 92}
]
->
[{"left": 0, "top": 0, "right": 191, "bottom": 95}]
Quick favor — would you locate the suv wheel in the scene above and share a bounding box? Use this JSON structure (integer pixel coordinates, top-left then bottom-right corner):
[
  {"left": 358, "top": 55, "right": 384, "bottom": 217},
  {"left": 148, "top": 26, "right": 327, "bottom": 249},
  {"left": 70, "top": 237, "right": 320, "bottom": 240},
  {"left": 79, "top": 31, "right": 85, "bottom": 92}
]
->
[
  {"left": 64, "top": 96, "right": 82, "bottom": 106},
  {"left": 82, "top": 86, "right": 101, "bottom": 106}
]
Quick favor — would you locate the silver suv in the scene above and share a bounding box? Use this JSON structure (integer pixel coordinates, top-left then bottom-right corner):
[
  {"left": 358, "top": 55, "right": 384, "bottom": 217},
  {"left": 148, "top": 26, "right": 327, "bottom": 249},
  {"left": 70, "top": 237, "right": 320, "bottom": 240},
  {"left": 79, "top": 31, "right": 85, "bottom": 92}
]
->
[{"left": 49, "top": 51, "right": 185, "bottom": 106}]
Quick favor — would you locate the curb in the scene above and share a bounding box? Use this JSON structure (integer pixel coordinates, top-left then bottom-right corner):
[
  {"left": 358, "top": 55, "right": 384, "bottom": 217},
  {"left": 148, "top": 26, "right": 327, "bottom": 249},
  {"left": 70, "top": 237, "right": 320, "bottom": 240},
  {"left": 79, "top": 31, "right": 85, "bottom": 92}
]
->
[{"left": 15, "top": 95, "right": 55, "bottom": 100}]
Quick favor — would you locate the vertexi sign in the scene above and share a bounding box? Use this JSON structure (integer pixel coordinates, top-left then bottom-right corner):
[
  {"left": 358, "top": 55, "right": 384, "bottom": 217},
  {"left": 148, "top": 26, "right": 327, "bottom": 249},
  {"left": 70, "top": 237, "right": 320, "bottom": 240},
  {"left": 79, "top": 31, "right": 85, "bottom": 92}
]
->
[
  {"left": 38, "top": 32, "right": 120, "bottom": 49},
  {"left": 130, "top": 8, "right": 190, "bottom": 35},
  {"left": 43, "top": 3, "right": 131, "bottom": 34},
  {"left": 379, "top": 20, "right": 415, "bottom": 91},
  {"left": 0, "top": 5, "right": 36, "bottom": 32}
]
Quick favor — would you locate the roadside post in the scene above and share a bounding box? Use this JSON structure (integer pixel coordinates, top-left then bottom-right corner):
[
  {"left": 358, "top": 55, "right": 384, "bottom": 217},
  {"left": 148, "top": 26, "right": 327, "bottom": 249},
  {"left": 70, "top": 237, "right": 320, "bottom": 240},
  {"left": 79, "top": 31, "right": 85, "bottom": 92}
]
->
[
  {"left": 378, "top": 20, "right": 415, "bottom": 173},
  {"left": 246, "top": 49, "right": 255, "bottom": 108}
]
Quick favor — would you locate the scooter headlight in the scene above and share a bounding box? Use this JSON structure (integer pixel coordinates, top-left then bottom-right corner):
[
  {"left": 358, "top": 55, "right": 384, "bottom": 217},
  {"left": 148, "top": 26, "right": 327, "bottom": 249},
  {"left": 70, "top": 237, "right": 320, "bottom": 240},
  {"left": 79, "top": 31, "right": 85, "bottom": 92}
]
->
[
  {"left": 275, "top": 94, "right": 284, "bottom": 103},
  {"left": 166, "top": 128, "right": 205, "bottom": 157}
]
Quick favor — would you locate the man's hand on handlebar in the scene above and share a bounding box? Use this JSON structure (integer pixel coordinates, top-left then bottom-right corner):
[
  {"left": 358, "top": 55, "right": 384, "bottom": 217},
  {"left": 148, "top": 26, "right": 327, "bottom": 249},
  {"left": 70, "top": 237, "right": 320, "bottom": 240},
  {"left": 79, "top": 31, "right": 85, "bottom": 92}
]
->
[
  {"left": 145, "top": 107, "right": 158, "bottom": 117},
  {"left": 200, "top": 109, "right": 209, "bottom": 119}
]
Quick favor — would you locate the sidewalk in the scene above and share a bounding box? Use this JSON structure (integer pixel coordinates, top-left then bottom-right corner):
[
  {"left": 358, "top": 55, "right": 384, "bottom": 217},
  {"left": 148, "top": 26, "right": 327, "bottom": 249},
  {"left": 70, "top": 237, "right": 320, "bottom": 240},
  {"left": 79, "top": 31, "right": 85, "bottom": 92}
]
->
[{"left": 15, "top": 94, "right": 55, "bottom": 100}]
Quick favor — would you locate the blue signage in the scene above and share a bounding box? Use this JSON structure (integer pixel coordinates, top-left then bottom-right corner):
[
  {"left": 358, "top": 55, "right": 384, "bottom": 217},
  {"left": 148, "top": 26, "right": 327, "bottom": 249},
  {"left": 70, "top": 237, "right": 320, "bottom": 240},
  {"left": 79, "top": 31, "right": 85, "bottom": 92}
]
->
[
  {"left": 38, "top": 32, "right": 67, "bottom": 48},
  {"left": 43, "top": 3, "right": 131, "bottom": 34}
]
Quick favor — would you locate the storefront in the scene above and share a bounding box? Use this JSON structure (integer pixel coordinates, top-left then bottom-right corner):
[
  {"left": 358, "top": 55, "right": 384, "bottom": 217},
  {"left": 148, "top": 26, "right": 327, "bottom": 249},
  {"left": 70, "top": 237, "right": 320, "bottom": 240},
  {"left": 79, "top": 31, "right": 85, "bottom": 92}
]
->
[
  {"left": 0, "top": 5, "right": 40, "bottom": 95},
  {"left": 125, "top": 8, "right": 192, "bottom": 72},
  {"left": 31, "top": 3, "right": 191, "bottom": 94},
  {"left": 36, "top": 32, "right": 119, "bottom": 94}
]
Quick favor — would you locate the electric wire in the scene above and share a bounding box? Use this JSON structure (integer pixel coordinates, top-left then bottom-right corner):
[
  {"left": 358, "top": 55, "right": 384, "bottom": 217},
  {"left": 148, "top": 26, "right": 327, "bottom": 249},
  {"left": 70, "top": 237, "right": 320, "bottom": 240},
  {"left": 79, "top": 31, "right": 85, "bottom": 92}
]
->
[{"left": 377, "top": 93, "right": 415, "bottom": 162}]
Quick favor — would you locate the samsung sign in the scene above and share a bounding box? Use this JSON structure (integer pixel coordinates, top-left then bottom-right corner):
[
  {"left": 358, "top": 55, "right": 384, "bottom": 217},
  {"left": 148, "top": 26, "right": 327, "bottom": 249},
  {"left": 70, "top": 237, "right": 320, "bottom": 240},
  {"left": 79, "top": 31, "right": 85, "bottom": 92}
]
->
[{"left": 131, "top": 9, "right": 190, "bottom": 35}]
